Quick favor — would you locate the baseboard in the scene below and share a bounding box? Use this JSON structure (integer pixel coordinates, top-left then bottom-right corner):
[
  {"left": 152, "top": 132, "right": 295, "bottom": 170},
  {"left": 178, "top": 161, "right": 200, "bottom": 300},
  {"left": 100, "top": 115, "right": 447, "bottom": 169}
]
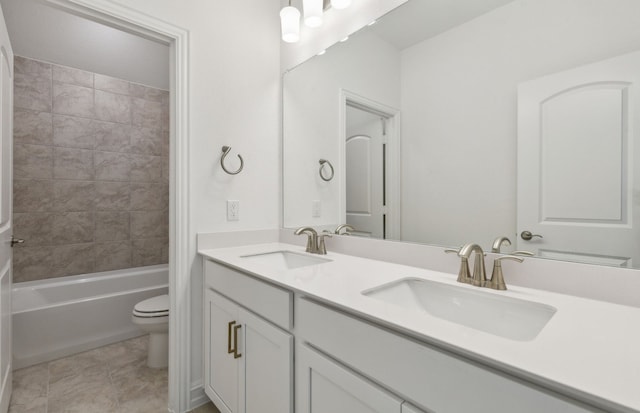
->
[{"left": 190, "top": 381, "right": 209, "bottom": 411}]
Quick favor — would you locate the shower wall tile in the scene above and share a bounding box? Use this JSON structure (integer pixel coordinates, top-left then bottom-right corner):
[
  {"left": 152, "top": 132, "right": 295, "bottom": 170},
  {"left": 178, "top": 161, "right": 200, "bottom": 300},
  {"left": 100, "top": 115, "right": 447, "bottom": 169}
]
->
[
  {"left": 130, "top": 183, "right": 164, "bottom": 211},
  {"left": 14, "top": 144, "right": 53, "bottom": 179},
  {"left": 132, "top": 238, "right": 167, "bottom": 267},
  {"left": 13, "top": 246, "right": 56, "bottom": 282},
  {"left": 95, "top": 211, "right": 130, "bottom": 242},
  {"left": 130, "top": 154, "right": 161, "bottom": 182},
  {"left": 95, "top": 182, "right": 130, "bottom": 210},
  {"left": 130, "top": 83, "right": 167, "bottom": 103},
  {"left": 94, "top": 121, "right": 131, "bottom": 153},
  {"left": 12, "top": 57, "right": 170, "bottom": 282},
  {"left": 53, "top": 147, "right": 94, "bottom": 180},
  {"left": 95, "top": 90, "right": 131, "bottom": 124},
  {"left": 95, "top": 74, "right": 129, "bottom": 95},
  {"left": 53, "top": 181, "right": 95, "bottom": 212},
  {"left": 52, "top": 65, "right": 94, "bottom": 88},
  {"left": 95, "top": 241, "right": 132, "bottom": 272},
  {"left": 14, "top": 73, "right": 52, "bottom": 112},
  {"left": 130, "top": 211, "right": 165, "bottom": 238},
  {"left": 95, "top": 151, "right": 130, "bottom": 181},
  {"left": 130, "top": 127, "right": 162, "bottom": 156},
  {"left": 53, "top": 115, "right": 95, "bottom": 149},
  {"left": 52, "top": 82, "right": 95, "bottom": 118},
  {"left": 14, "top": 179, "right": 55, "bottom": 212},
  {"left": 52, "top": 212, "right": 95, "bottom": 244},
  {"left": 15, "top": 56, "right": 51, "bottom": 78},
  {"left": 53, "top": 243, "right": 95, "bottom": 277},
  {"left": 13, "top": 212, "right": 54, "bottom": 247},
  {"left": 131, "top": 98, "right": 162, "bottom": 129},
  {"left": 14, "top": 108, "right": 53, "bottom": 146}
]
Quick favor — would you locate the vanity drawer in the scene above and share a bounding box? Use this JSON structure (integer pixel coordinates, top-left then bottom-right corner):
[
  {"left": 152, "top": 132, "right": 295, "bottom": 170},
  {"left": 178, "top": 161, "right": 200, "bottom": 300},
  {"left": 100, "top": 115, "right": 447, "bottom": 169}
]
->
[
  {"left": 205, "top": 260, "right": 292, "bottom": 330},
  {"left": 296, "top": 298, "right": 603, "bottom": 413}
]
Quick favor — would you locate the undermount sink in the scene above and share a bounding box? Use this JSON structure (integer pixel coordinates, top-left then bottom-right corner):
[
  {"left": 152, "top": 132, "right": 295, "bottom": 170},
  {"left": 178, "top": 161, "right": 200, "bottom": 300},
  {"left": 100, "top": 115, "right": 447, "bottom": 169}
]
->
[
  {"left": 363, "top": 278, "right": 556, "bottom": 341},
  {"left": 240, "top": 250, "right": 331, "bottom": 271}
]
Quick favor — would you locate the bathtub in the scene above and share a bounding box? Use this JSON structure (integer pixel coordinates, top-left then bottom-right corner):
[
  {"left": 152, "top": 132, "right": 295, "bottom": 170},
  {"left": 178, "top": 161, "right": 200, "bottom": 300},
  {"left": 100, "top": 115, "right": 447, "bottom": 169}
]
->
[{"left": 12, "top": 264, "right": 168, "bottom": 369}]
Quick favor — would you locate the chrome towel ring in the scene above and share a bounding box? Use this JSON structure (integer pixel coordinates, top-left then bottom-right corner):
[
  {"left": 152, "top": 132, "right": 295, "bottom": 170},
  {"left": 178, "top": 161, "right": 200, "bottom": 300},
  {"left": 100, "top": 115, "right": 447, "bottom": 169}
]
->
[
  {"left": 319, "top": 159, "right": 334, "bottom": 182},
  {"left": 221, "top": 146, "right": 244, "bottom": 175}
]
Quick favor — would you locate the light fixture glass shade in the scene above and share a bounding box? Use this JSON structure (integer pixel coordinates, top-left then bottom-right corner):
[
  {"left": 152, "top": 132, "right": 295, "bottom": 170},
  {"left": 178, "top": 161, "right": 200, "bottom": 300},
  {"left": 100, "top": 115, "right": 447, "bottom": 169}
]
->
[
  {"left": 303, "top": 0, "right": 323, "bottom": 28},
  {"left": 280, "top": 6, "right": 301, "bottom": 43},
  {"left": 331, "top": 0, "right": 351, "bottom": 9}
]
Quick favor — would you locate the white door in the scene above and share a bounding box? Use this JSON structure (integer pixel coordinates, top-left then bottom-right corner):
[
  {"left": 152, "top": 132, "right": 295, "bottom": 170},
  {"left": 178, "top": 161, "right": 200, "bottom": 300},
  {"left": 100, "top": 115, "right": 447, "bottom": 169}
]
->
[
  {"left": 240, "top": 308, "right": 292, "bottom": 413},
  {"left": 296, "top": 344, "right": 402, "bottom": 413},
  {"left": 0, "top": 3, "right": 12, "bottom": 412},
  {"left": 345, "top": 105, "right": 385, "bottom": 238},
  {"left": 517, "top": 51, "right": 640, "bottom": 267}
]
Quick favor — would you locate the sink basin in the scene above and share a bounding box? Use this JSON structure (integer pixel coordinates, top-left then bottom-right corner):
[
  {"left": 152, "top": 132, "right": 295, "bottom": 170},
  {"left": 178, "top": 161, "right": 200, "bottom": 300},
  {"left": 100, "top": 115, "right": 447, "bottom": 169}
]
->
[
  {"left": 362, "top": 278, "right": 556, "bottom": 341},
  {"left": 240, "top": 251, "right": 331, "bottom": 271}
]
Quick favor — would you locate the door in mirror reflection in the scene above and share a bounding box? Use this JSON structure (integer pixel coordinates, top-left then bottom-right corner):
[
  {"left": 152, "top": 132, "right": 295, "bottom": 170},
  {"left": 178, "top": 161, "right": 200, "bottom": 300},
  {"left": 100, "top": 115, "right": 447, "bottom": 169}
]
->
[
  {"left": 518, "top": 50, "right": 640, "bottom": 267},
  {"left": 345, "top": 105, "right": 387, "bottom": 238}
]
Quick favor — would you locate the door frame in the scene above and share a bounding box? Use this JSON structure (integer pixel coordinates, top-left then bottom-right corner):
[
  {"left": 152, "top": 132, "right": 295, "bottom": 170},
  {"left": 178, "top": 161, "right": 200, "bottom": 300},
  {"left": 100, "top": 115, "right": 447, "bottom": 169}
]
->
[
  {"left": 43, "top": 1, "right": 190, "bottom": 412},
  {"left": 339, "top": 89, "right": 401, "bottom": 239}
]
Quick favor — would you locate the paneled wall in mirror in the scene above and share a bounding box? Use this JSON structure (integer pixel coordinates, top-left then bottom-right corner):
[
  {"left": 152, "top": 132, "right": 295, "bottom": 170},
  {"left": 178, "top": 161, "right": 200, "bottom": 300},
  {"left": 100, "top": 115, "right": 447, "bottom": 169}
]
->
[{"left": 283, "top": 0, "right": 640, "bottom": 268}]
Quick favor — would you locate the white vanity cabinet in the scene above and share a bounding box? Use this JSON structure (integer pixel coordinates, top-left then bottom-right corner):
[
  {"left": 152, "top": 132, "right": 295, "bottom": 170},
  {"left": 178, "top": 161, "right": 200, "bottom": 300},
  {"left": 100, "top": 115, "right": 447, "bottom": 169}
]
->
[
  {"left": 296, "top": 343, "right": 405, "bottom": 413},
  {"left": 203, "top": 261, "right": 293, "bottom": 413}
]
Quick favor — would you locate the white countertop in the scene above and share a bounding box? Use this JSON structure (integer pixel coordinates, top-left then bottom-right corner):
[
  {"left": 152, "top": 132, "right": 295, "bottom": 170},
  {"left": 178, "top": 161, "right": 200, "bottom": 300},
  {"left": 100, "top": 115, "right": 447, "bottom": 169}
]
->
[{"left": 199, "top": 242, "right": 640, "bottom": 413}]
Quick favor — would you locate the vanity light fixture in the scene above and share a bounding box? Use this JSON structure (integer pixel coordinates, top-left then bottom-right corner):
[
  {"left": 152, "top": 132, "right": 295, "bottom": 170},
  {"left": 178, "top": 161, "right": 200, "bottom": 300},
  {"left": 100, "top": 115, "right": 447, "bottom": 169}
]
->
[
  {"left": 331, "top": 0, "right": 351, "bottom": 9},
  {"left": 280, "top": 0, "right": 301, "bottom": 43},
  {"left": 303, "top": 0, "right": 323, "bottom": 28}
]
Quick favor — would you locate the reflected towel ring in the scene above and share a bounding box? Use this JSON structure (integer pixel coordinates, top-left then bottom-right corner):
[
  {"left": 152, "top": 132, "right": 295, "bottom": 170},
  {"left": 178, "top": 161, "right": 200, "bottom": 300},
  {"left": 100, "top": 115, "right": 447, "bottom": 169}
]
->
[
  {"left": 221, "top": 146, "right": 244, "bottom": 175},
  {"left": 319, "top": 159, "right": 334, "bottom": 182}
]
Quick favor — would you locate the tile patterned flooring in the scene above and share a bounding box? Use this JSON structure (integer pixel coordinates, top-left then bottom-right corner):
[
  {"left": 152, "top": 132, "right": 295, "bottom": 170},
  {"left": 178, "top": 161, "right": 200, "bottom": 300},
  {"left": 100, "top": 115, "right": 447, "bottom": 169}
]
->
[{"left": 9, "top": 335, "right": 220, "bottom": 413}]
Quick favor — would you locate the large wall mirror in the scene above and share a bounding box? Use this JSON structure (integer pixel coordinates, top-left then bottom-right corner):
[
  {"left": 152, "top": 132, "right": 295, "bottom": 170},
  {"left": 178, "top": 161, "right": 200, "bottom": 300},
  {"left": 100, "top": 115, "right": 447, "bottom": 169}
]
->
[{"left": 283, "top": 0, "right": 640, "bottom": 269}]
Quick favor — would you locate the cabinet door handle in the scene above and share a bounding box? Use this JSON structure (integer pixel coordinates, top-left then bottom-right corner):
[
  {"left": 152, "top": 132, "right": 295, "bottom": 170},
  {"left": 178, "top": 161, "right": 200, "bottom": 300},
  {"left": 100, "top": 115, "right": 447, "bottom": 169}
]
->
[
  {"left": 233, "top": 324, "right": 242, "bottom": 359},
  {"left": 227, "top": 321, "right": 236, "bottom": 354}
]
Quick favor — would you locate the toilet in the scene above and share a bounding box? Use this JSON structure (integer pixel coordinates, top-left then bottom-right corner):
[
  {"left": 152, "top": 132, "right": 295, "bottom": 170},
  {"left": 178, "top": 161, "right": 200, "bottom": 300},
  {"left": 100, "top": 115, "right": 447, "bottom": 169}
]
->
[{"left": 132, "top": 294, "right": 169, "bottom": 368}]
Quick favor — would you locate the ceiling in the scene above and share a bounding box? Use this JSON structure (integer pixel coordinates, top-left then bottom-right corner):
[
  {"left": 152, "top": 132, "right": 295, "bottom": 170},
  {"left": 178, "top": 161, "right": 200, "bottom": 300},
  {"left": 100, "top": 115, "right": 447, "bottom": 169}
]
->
[
  {"left": 0, "top": 0, "right": 170, "bottom": 90},
  {"left": 370, "top": 0, "right": 518, "bottom": 50}
]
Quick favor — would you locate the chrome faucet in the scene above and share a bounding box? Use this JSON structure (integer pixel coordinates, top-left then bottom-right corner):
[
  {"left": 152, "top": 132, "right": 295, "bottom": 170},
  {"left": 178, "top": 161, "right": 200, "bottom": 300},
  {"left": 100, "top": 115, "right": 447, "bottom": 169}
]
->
[
  {"left": 334, "top": 224, "right": 355, "bottom": 235},
  {"left": 294, "top": 227, "right": 330, "bottom": 255},
  {"left": 458, "top": 243, "right": 487, "bottom": 287}
]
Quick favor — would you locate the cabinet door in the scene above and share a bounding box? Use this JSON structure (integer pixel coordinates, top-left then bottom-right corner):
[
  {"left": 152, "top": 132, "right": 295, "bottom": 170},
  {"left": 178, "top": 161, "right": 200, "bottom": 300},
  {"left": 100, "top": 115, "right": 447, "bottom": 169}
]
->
[
  {"left": 296, "top": 343, "right": 402, "bottom": 413},
  {"left": 239, "top": 308, "right": 293, "bottom": 413},
  {"left": 204, "top": 289, "right": 240, "bottom": 413}
]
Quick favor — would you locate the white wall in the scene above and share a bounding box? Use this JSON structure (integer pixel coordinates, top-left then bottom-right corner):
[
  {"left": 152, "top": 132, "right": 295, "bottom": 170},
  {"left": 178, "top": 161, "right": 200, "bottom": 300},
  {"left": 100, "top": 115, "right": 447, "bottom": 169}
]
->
[
  {"left": 103, "top": 0, "right": 282, "bottom": 391},
  {"left": 283, "top": 29, "right": 400, "bottom": 228},
  {"left": 400, "top": 0, "right": 640, "bottom": 248}
]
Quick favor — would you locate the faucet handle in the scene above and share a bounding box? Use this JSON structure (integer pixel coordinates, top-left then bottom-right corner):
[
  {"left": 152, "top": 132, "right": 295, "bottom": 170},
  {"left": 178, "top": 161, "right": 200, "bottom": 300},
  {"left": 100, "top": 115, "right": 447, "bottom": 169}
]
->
[
  {"left": 487, "top": 255, "right": 525, "bottom": 290},
  {"left": 444, "top": 248, "right": 473, "bottom": 284},
  {"left": 317, "top": 233, "right": 332, "bottom": 255},
  {"left": 511, "top": 250, "right": 534, "bottom": 257}
]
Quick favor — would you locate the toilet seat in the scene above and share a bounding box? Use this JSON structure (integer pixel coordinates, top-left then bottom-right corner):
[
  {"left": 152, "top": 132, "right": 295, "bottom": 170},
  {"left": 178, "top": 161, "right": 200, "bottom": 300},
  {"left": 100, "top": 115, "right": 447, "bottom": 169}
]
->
[{"left": 133, "top": 294, "right": 169, "bottom": 318}]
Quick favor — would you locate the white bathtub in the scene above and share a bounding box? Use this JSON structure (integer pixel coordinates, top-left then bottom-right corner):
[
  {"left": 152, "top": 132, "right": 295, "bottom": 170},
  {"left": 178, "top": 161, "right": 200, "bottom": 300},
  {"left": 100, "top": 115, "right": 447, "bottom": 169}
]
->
[{"left": 12, "top": 264, "right": 168, "bottom": 369}]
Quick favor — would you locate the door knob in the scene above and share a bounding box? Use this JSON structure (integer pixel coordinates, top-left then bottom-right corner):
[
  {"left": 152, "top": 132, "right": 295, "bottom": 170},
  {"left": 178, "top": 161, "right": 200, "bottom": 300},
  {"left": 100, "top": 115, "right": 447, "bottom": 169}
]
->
[
  {"left": 520, "top": 231, "right": 543, "bottom": 241},
  {"left": 10, "top": 236, "right": 25, "bottom": 247}
]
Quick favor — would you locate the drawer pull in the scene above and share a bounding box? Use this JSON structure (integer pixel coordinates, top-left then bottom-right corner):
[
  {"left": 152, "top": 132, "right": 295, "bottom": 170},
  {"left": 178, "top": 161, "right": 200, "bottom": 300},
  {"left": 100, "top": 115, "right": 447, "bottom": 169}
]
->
[
  {"left": 233, "top": 324, "right": 242, "bottom": 359},
  {"left": 227, "top": 321, "right": 235, "bottom": 354}
]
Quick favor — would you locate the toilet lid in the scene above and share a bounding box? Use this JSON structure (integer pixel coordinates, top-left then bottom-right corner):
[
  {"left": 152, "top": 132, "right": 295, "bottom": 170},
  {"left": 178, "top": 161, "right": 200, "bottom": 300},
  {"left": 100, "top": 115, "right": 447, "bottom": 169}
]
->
[{"left": 134, "top": 294, "right": 169, "bottom": 317}]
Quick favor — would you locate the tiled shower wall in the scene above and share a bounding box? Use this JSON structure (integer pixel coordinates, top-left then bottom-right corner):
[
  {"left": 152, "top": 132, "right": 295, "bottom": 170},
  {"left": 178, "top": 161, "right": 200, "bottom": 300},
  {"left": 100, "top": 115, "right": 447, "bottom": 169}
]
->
[{"left": 12, "top": 56, "right": 169, "bottom": 283}]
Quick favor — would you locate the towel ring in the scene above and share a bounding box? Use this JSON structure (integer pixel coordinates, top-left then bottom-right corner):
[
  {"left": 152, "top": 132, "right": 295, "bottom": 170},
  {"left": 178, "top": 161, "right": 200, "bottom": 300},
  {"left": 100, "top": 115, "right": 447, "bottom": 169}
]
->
[
  {"left": 221, "top": 146, "right": 244, "bottom": 175},
  {"left": 319, "top": 159, "right": 334, "bottom": 182}
]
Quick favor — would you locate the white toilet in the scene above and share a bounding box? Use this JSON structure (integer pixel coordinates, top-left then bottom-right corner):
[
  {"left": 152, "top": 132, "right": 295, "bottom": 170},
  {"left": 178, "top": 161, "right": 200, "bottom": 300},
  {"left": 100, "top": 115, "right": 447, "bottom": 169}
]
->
[{"left": 132, "top": 294, "right": 169, "bottom": 368}]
